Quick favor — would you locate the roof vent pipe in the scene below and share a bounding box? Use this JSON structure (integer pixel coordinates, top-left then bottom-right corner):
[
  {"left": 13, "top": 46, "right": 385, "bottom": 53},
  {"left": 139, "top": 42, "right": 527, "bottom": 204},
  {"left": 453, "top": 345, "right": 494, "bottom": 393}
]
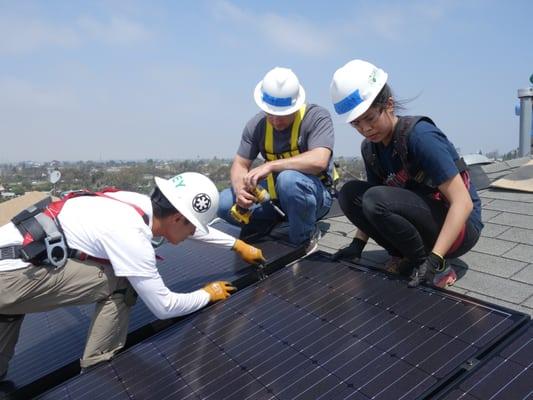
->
[{"left": 517, "top": 75, "right": 533, "bottom": 157}]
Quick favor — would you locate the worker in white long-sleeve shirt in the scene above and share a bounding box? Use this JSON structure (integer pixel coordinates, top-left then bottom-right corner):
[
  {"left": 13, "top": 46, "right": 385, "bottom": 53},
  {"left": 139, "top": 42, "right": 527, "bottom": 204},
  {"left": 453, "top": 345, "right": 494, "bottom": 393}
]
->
[{"left": 0, "top": 172, "right": 265, "bottom": 378}]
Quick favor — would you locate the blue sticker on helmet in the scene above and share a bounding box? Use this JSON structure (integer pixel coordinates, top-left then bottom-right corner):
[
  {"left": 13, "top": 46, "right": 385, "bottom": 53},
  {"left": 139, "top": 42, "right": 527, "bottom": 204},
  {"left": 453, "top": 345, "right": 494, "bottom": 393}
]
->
[
  {"left": 262, "top": 92, "right": 293, "bottom": 107},
  {"left": 334, "top": 89, "right": 363, "bottom": 114}
]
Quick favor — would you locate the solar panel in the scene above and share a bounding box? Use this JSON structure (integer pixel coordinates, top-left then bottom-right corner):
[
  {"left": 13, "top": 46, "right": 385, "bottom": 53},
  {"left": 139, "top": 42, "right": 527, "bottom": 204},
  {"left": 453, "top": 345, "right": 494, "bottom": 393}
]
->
[
  {"left": 1, "top": 222, "right": 303, "bottom": 399},
  {"left": 38, "top": 252, "right": 526, "bottom": 400},
  {"left": 436, "top": 321, "right": 533, "bottom": 400}
]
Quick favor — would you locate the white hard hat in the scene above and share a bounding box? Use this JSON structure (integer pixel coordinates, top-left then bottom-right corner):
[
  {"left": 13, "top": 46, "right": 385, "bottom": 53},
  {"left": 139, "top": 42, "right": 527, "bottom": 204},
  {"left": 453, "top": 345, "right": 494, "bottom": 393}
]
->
[
  {"left": 154, "top": 172, "right": 219, "bottom": 234},
  {"left": 254, "top": 67, "right": 306, "bottom": 116},
  {"left": 330, "top": 59, "right": 388, "bottom": 123}
]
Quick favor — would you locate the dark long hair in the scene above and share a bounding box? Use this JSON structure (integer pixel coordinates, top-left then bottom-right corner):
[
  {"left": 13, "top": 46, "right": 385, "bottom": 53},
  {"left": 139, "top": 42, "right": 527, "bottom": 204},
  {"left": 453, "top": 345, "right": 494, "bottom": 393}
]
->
[{"left": 371, "top": 83, "right": 410, "bottom": 113}]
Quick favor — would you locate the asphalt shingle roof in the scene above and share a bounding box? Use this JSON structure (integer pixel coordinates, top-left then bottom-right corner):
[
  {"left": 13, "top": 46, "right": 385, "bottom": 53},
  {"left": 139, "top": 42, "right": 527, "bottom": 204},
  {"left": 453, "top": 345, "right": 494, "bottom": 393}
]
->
[{"left": 317, "top": 157, "right": 533, "bottom": 317}]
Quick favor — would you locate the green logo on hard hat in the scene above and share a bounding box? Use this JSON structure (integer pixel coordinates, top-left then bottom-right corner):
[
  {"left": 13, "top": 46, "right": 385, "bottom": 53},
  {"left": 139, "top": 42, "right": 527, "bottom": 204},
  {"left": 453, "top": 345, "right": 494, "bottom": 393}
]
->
[
  {"left": 369, "top": 70, "right": 377, "bottom": 83},
  {"left": 171, "top": 175, "right": 185, "bottom": 188}
]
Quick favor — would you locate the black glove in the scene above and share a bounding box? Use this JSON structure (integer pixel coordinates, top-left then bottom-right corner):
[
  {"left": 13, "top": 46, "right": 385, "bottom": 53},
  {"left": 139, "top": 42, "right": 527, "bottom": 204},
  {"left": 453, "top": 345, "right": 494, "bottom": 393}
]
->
[
  {"left": 332, "top": 238, "right": 367, "bottom": 261},
  {"left": 408, "top": 252, "right": 446, "bottom": 288}
]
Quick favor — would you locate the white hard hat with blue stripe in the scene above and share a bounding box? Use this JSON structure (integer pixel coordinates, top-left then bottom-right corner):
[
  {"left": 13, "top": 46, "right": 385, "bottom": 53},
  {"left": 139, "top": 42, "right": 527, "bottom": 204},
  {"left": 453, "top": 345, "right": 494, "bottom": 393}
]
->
[
  {"left": 254, "top": 67, "right": 306, "bottom": 116},
  {"left": 330, "top": 60, "right": 388, "bottom": 123}
]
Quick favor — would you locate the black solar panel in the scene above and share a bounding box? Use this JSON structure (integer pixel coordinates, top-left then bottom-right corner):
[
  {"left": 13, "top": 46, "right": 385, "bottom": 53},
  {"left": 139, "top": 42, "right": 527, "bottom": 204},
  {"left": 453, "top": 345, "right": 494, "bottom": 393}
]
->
[
  {"left": 38, "top": 252, "right": 526, "bottom": 400},
  {"left": 437, "top": 321, "right": 533, "bottom": 400},
  {"left": 1, "top": 222, "right": 302, "bottom": 398}
]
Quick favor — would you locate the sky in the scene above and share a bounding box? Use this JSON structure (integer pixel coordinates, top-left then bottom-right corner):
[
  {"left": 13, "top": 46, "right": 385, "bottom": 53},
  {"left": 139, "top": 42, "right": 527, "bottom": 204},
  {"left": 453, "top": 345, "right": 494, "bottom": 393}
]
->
[{"left": 0, "top": 0, "right": 532, "bottom": 162}]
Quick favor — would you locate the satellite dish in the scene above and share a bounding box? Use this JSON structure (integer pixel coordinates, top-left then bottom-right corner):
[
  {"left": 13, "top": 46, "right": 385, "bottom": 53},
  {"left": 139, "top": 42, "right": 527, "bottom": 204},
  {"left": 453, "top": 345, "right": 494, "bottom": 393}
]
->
[{"left": 49, "top": 170, "right": 61, "bottom": 184}]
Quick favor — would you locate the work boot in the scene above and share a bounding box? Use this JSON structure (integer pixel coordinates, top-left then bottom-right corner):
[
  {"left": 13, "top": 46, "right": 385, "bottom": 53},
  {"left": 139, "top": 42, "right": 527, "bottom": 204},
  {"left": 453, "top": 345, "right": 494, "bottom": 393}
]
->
[
  {"left": 384, "top": 256, "right": 402, "bottom": 274},
  {"left": 303, "top": 226, "right": 322, "bottom": 256},
  {"left": 384, "top": 257, "right": 415, "bottom": 276}
]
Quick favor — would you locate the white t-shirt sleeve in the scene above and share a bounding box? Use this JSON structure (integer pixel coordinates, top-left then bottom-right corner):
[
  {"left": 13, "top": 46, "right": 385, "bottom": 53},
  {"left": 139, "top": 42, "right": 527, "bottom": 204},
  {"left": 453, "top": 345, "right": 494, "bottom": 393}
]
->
[
  {"left": 98, "top": 228, "right": 159, "bottom": 278},
  {"left": 190, "top": 226, "right": 236, "bottom": 249},
  {"left": 128, "top": 275, "right": 210, "bottom": 319}
]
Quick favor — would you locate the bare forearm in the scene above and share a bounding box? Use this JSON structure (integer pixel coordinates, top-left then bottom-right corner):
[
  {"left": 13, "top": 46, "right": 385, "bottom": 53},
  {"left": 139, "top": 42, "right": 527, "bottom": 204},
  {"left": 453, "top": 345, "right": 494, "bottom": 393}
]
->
[
  {"left": 268, "top": 148, "right": 330, "bottom": 175},
  {"left": 434, "top": 174, "right": 473, "bottom": 257},
  {"left": 231, "top": 160, "right": 249, "bottom": 192},
  {"left": 433, "top": 201, "right": 472, "bottom": 256}
]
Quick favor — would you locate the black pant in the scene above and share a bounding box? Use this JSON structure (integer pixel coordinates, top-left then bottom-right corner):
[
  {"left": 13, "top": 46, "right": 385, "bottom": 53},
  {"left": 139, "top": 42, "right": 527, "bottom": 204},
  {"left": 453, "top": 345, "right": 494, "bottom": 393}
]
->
[{"left": 338, "top": 180, "right": 480, "bottom": 265}]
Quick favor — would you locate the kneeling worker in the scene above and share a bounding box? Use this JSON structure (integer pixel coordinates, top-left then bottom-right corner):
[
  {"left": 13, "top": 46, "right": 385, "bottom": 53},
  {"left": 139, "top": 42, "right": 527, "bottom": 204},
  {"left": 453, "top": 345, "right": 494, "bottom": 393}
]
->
[
  {"left": 0, "top": 172, "right": 264, "bottom": 379},
  {"left": 218, "top": 67, "right": 335, "bottom": 251}
]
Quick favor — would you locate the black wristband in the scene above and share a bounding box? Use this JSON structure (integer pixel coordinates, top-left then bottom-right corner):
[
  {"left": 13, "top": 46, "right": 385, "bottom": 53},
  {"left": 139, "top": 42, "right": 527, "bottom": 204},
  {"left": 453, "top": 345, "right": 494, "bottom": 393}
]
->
[{"left": 428, "top": 252, "right": 446, "bottom": 272}]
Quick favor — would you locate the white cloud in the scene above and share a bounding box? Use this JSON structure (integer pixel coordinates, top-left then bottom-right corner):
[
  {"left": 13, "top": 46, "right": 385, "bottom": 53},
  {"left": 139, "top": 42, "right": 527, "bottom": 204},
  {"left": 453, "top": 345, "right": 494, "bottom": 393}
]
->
[
  {"left": 260, "top": 14, "right": 332, "bottom": 55},
  {"left": 0, "top": 15, "right": 152, "bottom": 54},
  {"left": 77, "top": 16, "right": 152, "bottom": 45},
  {"left": 210, "top": 0, "right": 455, "bottom": 55},
  {"left": 351, "top": 1, "right": 452, "bottom": 42},
  {"left": 212, "top": 1, "right": 336, "bottom": 56},
  {"left": 0, "top": 17, "right": 80, "bottom": 54},
  {"left": 212, "top": 0, "right": 248, "bottom": 22}
]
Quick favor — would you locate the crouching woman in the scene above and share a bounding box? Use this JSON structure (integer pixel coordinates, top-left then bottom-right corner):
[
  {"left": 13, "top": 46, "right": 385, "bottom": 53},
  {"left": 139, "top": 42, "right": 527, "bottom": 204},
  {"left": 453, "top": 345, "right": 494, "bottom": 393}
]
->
[{"left": 329, "top": 59, "right": 483, "bottom": 288}]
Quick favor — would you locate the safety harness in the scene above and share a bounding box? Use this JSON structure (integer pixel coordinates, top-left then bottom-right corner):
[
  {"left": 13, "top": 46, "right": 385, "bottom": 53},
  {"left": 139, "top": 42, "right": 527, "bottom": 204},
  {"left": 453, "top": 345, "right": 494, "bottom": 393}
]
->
[
  {"left": 361, "top": 115, "right": 471, "bottom": 255},
  {"left": 263, "top": 105, "right": 339, "bottom": 199},
  {"left": 0, "top": 188, "right": 148, "bottom": 268}
]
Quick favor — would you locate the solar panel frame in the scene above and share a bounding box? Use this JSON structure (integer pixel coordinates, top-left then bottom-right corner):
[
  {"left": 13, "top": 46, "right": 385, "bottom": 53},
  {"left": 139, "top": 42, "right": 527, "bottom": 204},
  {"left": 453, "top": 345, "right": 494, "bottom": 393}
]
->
[
  {"left": 38, "top": 252, "right": 528, "bottom": 400},
  {"left": 1, "top": 221, "right": 304, "bottom": 399}
]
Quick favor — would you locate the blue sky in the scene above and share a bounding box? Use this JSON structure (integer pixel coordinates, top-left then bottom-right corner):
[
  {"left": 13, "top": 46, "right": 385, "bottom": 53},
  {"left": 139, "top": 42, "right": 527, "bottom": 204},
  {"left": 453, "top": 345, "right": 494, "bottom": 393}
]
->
[{"left": 0, "top": 0, "right": 532, "bottom": 162}]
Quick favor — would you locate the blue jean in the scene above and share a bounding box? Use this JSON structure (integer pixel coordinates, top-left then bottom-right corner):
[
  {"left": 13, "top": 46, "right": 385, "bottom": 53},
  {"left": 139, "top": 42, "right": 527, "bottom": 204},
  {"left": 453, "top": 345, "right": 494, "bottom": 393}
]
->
[{"left": 218, "top": 170, "right": 332, "bottom": 245}]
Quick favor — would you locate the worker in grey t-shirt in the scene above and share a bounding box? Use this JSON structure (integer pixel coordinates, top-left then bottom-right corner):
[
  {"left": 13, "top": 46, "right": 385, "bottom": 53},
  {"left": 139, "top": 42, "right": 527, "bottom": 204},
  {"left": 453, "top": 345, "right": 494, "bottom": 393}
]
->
[{"left": 218, "top": 67, "right": 335, "bottom": 249}]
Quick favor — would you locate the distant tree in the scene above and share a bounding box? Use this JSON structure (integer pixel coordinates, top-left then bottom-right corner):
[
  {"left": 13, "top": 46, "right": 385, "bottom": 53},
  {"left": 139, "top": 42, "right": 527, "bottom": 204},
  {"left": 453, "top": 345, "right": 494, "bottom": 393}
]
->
[
  {"left": 502, "top": 149, "right": 518, "bottom": 160},
  {"left": 485, "top": 150, "right": 500, "bottom": 160},
  {"left": 11, "top": 185, "right": 25, "bottom": 196}
]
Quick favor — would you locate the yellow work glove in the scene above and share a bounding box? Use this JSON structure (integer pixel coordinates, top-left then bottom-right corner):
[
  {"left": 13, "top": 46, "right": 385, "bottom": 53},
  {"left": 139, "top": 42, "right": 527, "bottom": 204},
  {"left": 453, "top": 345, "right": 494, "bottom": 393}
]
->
[
  {"left": 232, "top": 239, "right": 266, "bottom": 264},
  {"left": 203, "top": 281, "right": 236, "bottom": 302}
]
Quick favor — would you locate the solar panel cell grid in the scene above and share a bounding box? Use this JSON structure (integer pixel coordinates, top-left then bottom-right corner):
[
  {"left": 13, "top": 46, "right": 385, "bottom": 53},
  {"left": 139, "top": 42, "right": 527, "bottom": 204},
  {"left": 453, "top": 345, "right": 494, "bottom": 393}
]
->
[
  {"left": 40, "top": 253, "right": 525, "bottom": 400},
  {"left": 2, "top": 222, "right": 300, "bottom": 398}
]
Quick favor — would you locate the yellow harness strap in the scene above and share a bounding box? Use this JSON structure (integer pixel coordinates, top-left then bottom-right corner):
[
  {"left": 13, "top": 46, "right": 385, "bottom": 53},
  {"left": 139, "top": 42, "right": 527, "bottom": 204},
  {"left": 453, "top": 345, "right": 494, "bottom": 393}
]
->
[{"left": 264, "top": 105, "right": 306, "bottom": 199}]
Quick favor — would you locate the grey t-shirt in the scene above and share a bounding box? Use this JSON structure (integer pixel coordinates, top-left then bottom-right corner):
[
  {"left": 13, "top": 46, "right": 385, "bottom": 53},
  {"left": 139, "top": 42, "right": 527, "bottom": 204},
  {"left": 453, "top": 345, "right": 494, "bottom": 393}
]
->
[{"left": 237, "top": 104, "right": 335, "bottom": 180}]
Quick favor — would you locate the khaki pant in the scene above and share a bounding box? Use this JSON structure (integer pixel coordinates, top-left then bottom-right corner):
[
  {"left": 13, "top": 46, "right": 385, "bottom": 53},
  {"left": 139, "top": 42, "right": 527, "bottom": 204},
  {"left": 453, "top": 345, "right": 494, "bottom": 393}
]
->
[{"left": 0, "top": 259, "right": 136, "bottom": 377}]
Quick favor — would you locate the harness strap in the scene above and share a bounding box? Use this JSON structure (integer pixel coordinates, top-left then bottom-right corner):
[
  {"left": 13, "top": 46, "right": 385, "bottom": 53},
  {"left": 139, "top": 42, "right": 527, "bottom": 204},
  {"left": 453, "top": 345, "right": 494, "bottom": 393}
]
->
[
  {"left": 361, "top": 116, "right": 472, "bottom": 256},
  {"left": 44, "top": 189, "right": 149, "bottom": 226},
  {"left": 10, "top": 188, "right": 149, "bottom": 267},
  {"left": 68, "top": 249, "right": 111, "bottom": 265},
  {"left": 264, "top": 105, "right": 306, "bottom": 199},
  {"left": 0, "top": 245, "right": 22, "bottom": 260}
]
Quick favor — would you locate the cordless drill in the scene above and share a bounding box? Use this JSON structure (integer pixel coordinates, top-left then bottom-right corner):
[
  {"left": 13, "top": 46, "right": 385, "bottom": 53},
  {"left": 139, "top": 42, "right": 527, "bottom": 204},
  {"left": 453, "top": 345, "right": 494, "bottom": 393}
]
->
[{"left": 230, "top": 187, "right": 285, "bottom": 224}]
